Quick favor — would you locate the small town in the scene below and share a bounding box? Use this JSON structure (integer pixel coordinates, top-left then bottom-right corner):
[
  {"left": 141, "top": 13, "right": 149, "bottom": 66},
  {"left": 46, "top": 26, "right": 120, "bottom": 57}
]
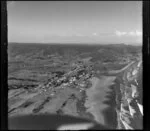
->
[{"left": 37, "top": 62, "right": 95, "bottom": 94}]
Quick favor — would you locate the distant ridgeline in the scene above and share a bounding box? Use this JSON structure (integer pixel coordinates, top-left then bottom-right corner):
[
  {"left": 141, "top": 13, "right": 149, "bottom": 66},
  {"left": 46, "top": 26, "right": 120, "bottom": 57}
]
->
[{"left": 8, "top": 43, "right": 141, "bottom": 62}]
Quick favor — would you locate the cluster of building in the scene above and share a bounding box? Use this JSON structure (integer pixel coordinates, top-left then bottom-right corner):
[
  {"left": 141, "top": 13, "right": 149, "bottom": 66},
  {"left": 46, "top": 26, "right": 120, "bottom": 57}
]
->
[{"left": 38, "top": 63, "right": 95, "bottom": 93}]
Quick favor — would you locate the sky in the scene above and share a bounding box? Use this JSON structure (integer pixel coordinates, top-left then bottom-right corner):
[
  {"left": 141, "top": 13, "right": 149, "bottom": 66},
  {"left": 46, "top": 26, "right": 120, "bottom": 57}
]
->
[{"left": 7, "top": 1, "right": 142, "bottom": 45}]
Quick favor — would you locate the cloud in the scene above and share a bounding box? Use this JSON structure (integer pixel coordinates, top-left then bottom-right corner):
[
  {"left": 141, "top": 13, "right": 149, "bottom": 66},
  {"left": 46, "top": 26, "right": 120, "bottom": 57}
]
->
[
  {"left": 115, "top": 30, "right": 142, "bottom": 37},
  {"left": 115, "top": 31, "right": 127, "bottom": 36},
  {"left": 92, "top": 33, "right": 98, "bottom": 36},
  {"left": 135, "top": 30, "right": 142, "bottom": 36},
  {"left": 128, "top": 31, "right": 135, "bottom": 36}
]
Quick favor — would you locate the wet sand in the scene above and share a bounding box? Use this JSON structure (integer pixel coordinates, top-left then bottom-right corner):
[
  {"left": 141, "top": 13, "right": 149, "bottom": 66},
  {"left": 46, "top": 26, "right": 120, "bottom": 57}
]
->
[{"left": 84, "top": 76, "right": 117, "bottom": 128}]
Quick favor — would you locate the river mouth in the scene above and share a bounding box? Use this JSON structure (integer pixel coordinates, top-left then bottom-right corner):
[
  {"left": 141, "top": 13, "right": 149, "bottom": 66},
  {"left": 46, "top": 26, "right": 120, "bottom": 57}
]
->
[{"left": 84, "top": 76, "right": 117, "bottom": 129}]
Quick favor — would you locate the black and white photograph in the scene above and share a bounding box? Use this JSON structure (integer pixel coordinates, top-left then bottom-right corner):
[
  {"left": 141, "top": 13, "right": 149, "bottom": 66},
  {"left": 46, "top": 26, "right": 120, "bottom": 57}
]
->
[{"left": 7, "top": 1, "right": 143, "bottom": 130}]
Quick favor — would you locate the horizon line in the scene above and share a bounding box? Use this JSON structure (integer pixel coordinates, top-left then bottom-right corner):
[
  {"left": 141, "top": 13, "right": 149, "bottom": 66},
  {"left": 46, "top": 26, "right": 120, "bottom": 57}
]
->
[{"left": 8, "top": 42, "right": 142, "bottom": 46}]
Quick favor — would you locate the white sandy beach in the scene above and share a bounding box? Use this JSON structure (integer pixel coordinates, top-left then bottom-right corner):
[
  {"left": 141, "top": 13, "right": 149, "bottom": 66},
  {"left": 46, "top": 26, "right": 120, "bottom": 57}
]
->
[{"left": 85, "top": 76, "right": 116, "bottom": 125}]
